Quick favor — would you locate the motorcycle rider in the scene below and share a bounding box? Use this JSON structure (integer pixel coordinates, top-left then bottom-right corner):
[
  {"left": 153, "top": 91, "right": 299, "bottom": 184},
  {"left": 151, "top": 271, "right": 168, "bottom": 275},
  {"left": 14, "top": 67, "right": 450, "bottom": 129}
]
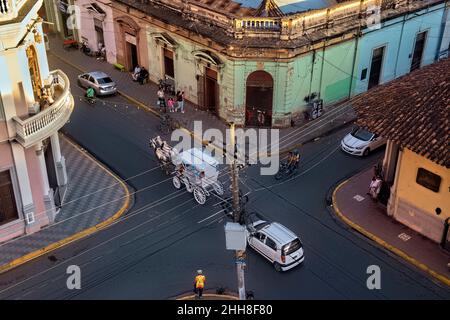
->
[
  {"left": 85, "top": 87, "right": 95, "bottom": 103},
  {"left": 286, "top": 149, "right": 300, "bottom": 172}
]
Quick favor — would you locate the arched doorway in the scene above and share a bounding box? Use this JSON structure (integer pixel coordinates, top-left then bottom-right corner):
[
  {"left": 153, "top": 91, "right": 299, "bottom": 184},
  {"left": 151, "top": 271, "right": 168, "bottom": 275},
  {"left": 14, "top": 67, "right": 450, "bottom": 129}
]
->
[
  {"left": 245, "top": 71, "right": 273, "bottom": 127},
  {"left": 26, "top": 45, "right": 42, "bottom": 101},
  {"left": 115, "top": 16, "right": 140, "bottom": 71}
]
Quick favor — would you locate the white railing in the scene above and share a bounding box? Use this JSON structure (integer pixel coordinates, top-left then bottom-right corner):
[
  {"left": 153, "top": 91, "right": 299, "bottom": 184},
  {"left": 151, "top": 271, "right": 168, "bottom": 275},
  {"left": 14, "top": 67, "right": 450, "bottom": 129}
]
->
[
  {"left": 0, "top": 0, "right": 27, "bottom": 22},
  {"left": 232, "top": 0, "right": 433, "bottom": 40},
  {"left": 13, "top": 70, "right": 74, "bottom": 148}
]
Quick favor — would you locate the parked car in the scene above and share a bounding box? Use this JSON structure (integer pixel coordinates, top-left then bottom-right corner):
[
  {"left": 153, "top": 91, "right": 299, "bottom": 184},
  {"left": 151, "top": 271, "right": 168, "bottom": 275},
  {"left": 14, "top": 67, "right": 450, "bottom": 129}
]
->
[
  {"left": 247, "top": 216, "right": 304, "bottom": 272},
  {"left": 341, "top": 126, "right": 386, "bottom": 156},
  {"left": 77, "top": 71, "right": 117, "bottom": 96}
]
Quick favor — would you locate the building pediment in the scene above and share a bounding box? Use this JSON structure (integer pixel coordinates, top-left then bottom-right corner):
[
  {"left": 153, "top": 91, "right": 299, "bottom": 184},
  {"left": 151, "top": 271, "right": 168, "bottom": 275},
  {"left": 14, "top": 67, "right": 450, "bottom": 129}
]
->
[
  {"left": 192, "top": 50, "right": 223, "bottom": 68},
  {"left": 151, "top": 32, "right": 178, "bottom": 49}
]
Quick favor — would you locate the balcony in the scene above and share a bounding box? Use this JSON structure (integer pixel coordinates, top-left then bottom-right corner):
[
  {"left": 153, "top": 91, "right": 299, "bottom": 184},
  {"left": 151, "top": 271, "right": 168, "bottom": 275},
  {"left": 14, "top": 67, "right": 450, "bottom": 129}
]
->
[
  {"left": 13, "top": 70, "right": 74, "bottom": 148},
  {"left": 0, "top": 0, "right": 27, "bottom": 23}
]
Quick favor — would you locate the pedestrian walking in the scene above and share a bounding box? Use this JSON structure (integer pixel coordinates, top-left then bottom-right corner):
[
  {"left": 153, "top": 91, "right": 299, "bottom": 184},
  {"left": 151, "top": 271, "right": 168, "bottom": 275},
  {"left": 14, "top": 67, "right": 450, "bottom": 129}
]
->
[
  {"left": 157, "top": 87, "right": 166, "bottom": 113},
  {"left": 176, "top": 90, "right": 185, "bottom": 113},
  {"left": 167, "top": 97, "right": 175, "bottom": 112},
  {"left": 368, "top": 175, "right": 382, "bottom": 201},
  {"left": 193, "top": 269, "right": 205, "bottom": 299}
]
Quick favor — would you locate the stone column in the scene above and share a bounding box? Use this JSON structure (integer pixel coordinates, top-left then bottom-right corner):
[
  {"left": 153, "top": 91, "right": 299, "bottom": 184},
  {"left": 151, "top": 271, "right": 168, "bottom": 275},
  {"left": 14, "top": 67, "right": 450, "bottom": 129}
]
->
[
  {"left": 35, "top": 142, "right": 56, "bottom": 223},
  {"left": 11, "top": 143, "right": 38, "bottom": 234},
  {"left": 50, "top": 133, "right": 68, "bottom": 187}
]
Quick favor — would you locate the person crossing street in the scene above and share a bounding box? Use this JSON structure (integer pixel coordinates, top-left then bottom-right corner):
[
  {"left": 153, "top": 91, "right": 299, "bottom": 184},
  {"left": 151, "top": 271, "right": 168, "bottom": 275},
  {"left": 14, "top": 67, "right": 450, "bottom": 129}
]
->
[{"left": 194, "top": 270, "right": 206, "bottom": 299}]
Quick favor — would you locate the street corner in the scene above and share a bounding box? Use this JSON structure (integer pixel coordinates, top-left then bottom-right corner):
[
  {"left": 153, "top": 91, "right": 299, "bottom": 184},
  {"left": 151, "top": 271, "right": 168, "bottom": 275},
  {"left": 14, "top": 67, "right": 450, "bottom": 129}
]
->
[
  {"left": 0, "top": 135, "right": 131, "bottom": 274},
  {"left": 331, "top": 168, "right": 450, "bottom": 287}
]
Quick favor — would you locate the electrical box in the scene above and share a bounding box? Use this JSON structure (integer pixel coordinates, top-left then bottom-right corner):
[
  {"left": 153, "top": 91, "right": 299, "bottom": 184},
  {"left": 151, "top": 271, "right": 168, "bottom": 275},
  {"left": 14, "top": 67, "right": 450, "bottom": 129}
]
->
[{"left": 225, "top": 222, "right": 247, "bottom": 250}]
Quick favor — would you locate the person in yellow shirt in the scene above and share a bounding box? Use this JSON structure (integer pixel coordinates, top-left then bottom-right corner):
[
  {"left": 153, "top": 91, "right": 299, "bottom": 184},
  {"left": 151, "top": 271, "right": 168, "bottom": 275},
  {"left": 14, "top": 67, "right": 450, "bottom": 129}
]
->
[{"left": 194, "top": 270, "right": 206, "bottom": 299}]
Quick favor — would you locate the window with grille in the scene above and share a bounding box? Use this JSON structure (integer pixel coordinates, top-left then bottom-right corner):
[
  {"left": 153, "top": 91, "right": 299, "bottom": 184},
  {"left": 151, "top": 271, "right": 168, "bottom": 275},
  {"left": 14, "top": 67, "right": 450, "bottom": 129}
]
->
[{"left": 0, "top": 170, "right": 19, "bottom": 225}]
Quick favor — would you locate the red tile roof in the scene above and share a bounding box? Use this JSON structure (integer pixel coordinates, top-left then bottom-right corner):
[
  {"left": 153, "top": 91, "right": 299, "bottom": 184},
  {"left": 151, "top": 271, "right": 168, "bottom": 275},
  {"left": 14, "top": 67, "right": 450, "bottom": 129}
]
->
[{"left": 352, "top": 58, "right": 450, "bottom": 168}]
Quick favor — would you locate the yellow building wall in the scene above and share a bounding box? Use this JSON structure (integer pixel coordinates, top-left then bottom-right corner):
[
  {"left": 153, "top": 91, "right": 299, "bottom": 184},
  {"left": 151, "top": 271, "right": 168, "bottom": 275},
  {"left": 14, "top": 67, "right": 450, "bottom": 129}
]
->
[{"left": 392, "top": 148, "right": 450, "bottom": 242}]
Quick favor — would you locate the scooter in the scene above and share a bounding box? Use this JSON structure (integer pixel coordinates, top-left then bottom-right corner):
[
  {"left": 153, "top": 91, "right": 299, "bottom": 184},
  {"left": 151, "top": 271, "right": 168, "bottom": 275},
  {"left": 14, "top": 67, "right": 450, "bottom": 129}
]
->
[
  {"left": 275, "top": 161, "right": 299, "bottom": 180},
  {"left": 84, "top": 96, "right": 96, "bottom": 105},
  {"left": 159, "top": 77, "right": 175, "bottom": 95},
  {"left": 80, "top": 41, "right": 92, "bottom": 56}
]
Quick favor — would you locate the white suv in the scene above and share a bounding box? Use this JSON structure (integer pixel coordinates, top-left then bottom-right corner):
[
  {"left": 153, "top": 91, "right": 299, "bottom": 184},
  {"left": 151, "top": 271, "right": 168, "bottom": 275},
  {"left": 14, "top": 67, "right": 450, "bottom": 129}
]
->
[{"left": 247, "top": 219, "right": 305, "bottom": 272}]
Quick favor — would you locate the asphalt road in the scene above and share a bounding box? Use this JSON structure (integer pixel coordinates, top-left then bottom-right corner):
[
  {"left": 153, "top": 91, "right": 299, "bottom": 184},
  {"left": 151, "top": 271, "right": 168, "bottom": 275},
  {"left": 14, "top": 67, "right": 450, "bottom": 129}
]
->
[{"left": 0, "top": 55, "right": 448, "bottom": 299}]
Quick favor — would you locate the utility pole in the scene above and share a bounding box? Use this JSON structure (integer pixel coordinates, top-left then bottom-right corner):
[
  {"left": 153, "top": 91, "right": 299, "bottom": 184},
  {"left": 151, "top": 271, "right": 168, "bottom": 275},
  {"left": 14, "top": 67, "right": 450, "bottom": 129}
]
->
[{"left": 229, "top": 122, "right": 246, "bottom": 300}]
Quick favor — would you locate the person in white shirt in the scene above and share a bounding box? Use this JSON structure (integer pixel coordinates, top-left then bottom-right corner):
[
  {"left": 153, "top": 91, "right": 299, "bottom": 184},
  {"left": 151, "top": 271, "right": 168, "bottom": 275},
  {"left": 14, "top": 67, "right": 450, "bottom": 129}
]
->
[
  {"left": 132, "top": 65, "right": 141, "bottom": 81},
  {"left": 368, "top": 175, "right": 382, "bottom": 200}
]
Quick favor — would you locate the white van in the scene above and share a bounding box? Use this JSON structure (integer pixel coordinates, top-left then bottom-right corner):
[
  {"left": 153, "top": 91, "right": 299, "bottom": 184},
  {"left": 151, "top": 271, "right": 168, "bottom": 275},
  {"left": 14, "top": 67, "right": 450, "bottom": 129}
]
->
[{"left": 247, "top": 219, "right": 304, "bottom": 272}]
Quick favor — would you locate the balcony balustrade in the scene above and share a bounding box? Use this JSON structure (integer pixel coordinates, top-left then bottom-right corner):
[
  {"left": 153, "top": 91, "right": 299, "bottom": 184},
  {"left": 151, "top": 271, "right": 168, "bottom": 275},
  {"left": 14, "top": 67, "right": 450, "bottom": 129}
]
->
[
  {"left": 13, "top": 70, "right": 74, "bottom": 148},
  {"left": 0, "top": 0, "right": 27, "bottom": 22}
]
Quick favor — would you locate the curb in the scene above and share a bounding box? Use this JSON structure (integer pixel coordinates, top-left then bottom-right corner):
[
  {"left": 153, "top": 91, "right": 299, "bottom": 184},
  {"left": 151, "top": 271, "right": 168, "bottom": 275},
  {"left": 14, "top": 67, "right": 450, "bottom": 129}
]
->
[
  {"left": 0, "top": 135, "right": 131, "bottom": 274},
  {"left": 331, "top": 179, "right": 450, "bottom": 287},
  {"left": 176, "top": 293, "right": 239, "bottom": 300}
]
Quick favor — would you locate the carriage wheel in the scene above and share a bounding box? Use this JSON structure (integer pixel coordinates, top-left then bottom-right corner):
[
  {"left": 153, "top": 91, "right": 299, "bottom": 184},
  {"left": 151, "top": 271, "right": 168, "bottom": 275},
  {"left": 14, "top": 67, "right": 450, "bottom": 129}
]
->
[
  {"left": 213, "top": 182, "right": 224, "bottom": 196},
  {"left": 193, "top": 187, "right": 207, "bottom": 205},
  {"left": 173, "top": 176, "right": 181, "bottom": 189},
  {"left": 183, "top": 179, "right": 193, "bottom": 193}
]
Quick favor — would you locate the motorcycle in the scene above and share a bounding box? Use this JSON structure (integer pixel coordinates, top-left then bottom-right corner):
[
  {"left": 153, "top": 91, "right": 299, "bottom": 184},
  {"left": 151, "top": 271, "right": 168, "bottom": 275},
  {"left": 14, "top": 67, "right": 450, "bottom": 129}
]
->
[
  {"left": 80, "top": 41, "right": 92, "bottom": 56},
  {"left": 95, "top": 48, "right": 106, "bottom": 61},
  {"left": 158, "top": 114, "right": 180, "bottom": 134},
  {"left": 275, "top": 161, "right": 299, "bottom": 180},
  {"left": 84, "top": 96, "right": 96, "bottom": 105},
  {"left": 158, "top": 77, "right": 175, "bottom": 95}
]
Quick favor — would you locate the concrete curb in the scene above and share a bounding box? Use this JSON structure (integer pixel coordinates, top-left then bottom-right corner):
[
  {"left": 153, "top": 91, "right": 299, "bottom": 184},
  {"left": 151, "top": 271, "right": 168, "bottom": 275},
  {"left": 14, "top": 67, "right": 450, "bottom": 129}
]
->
[
  {"left": 176, "top": 293, "right": 239, "bottom": 300},
  {"left": 0, "top": 135, "right": 131, "bottom": 274},
  {"left": 331, "top": 179, "right": 450, "bottom": 287}
]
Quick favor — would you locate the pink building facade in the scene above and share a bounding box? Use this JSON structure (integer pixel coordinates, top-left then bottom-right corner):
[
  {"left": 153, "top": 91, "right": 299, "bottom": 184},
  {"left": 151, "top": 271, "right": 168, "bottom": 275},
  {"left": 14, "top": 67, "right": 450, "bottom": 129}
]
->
[{"left": 0, "top": 0, "right": 74, "bottom": 243}]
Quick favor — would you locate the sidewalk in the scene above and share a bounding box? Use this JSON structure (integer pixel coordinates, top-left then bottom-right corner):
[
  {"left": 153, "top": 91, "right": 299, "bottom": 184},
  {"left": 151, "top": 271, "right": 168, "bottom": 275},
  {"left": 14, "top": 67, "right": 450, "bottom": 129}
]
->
[
  {"left": 47, "top": 34, "right": 356, "bottom": 153},
  {"left": 332, "top": 167, "right": 450, "bottom": 286},
  {"left": 0, "top": 135, "right": 130, "bottom": 272}
]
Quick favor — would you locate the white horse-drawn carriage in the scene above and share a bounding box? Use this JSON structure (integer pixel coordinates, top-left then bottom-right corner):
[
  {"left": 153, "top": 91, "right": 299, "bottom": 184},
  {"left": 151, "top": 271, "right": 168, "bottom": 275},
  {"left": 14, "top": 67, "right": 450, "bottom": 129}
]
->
[{"left": 150, "top": 136, "right": 224, "bottom": 204}]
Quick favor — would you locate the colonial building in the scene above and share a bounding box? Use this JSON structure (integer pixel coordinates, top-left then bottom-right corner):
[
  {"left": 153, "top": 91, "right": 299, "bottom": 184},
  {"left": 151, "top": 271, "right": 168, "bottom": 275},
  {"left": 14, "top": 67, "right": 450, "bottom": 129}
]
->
[
  {"left": 353, "top": 58, "right": 449, "bottom": 246},
  {"left": 41, "top": 0, "right": 449, "bottom": 127},
  {"left": 42, "top": 0, "right": 78, "bottom": 38},
  {"left": 0, "top": 0, "right": 74, "bottom": 242},
  {"left": 102, "top": 0, "right": 449, "bottom": 127},
  {"left": 73, "top": 0, "right": 117, "bottom": 63}
]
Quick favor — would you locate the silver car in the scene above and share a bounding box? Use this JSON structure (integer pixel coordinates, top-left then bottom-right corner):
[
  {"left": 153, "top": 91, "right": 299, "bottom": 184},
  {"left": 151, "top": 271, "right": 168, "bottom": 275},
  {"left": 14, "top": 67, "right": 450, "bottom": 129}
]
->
[
  {"left": 77, "top": 71, "right": 117, "bottom": 96},
  {"left": 246, "top": 214, "right": 305, "bottom": 272}
]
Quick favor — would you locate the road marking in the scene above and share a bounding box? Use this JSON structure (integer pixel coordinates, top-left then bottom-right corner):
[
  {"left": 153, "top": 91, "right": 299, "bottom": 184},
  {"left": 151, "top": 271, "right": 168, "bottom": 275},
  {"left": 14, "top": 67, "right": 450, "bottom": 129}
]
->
[
  {"left": 353, "top": 194, "right": 365, "bottom": 202},
  {"left": 398, "top": 233, "right": 412, "bottom": 242},
  {"left": 37, "top": 283, "right": 48, "bottom": 289}
]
